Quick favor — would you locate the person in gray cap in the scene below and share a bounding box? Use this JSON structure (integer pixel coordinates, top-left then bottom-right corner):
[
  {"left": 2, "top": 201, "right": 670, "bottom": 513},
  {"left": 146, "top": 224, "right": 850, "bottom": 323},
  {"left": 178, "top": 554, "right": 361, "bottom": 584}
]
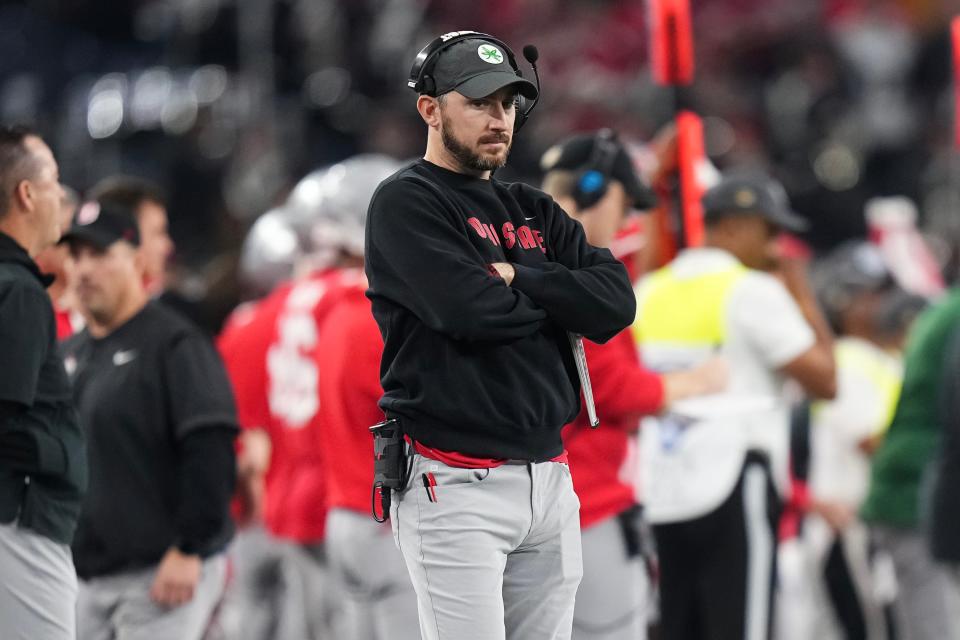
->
[
  {"left": 632, "top": 173, "right": 836, "bottom": 640},
  {"left": 365, "top": 31, "right": 636, "bottom": 640}
]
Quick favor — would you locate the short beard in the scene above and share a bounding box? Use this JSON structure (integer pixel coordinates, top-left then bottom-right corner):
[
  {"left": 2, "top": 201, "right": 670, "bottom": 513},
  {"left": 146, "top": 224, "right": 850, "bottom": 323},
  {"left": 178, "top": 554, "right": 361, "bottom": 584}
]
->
[{"left": 440, "top": 111, "right": 511, "bottom": 173}]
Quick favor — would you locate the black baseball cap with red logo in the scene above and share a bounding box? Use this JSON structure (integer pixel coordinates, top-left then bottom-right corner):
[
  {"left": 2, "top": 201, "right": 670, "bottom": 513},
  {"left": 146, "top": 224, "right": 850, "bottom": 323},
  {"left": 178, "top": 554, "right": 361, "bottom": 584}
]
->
[{"left": 60, "top": 201, "right": 140, "bottom": 249}]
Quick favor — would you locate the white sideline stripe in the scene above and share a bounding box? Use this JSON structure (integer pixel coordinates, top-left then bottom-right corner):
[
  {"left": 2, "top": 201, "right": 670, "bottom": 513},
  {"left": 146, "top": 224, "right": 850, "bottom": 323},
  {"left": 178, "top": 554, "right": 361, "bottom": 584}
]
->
[{"left": 743, "top": 464, "right": 772, "bottom": 640}]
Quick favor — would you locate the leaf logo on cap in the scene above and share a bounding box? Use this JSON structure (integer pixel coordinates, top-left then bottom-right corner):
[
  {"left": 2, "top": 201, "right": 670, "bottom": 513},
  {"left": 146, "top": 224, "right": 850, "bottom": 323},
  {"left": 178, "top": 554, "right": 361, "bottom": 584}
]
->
[{"left": 478, "top": 44, "right": 503, "bottom": 64}]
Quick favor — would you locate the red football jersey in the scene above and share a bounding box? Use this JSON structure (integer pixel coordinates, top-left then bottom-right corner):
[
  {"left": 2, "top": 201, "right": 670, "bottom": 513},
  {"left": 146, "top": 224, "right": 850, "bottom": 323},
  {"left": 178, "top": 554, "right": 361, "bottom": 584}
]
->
[
  {"left": 218, "top": 300, "right": 270, "bottom": 433},
  {"left": 218, "top": 268, "right": 363, "bottom": 542},
  {"left": 316, "top": 286, "right": 384, "bottom": 514},
  {"left": 54, "top": 304, "right": 84, "bottom": 341},
  {"left": 563, "top": 330, "right": 665, "bottom": 529}
]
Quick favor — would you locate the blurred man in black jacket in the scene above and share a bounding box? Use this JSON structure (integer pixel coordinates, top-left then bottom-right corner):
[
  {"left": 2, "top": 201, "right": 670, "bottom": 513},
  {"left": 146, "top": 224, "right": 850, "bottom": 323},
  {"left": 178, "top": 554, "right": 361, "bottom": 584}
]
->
[{"left": 61, "top": 198, "right": 237, "bottom": 640}]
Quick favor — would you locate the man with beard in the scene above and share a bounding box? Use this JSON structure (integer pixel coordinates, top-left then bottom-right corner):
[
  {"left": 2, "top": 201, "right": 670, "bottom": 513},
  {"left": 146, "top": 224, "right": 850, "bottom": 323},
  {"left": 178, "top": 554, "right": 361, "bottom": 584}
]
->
[{"left": 364, "top": 32, "right": 636, "bottom": 640}]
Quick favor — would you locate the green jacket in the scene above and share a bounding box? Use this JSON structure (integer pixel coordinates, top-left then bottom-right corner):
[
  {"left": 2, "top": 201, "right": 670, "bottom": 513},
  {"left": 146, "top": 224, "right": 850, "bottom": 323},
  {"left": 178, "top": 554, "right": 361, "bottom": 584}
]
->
[
  {"left": 861, "top": 289, "right": 960, "bottom": 528},
  {"left": 0, "top": 233, "right": 86, "bottom": 545}
]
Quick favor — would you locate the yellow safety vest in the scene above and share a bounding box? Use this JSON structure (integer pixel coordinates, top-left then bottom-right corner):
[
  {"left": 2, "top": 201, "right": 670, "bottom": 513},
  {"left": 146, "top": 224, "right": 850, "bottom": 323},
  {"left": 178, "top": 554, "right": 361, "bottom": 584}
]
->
[
  {"left": 633, "top": 262, "right": 748, "bottom": 358},
  {"left": 812, "top": 339, "right": 902, "bottom": 437},
  {"left": 634, "top": 260, "right": 764, "bottom": 524}
]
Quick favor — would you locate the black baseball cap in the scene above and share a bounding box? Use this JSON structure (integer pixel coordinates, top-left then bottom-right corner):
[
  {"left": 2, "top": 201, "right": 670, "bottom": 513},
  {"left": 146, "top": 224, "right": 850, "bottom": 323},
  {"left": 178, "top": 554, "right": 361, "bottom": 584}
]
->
[
  {"left": 702, "top": 174, "right": 808, "bottom": 232},
  {"left": 431, "top": 38, "right": 538, "bottom": 100},
  {"left": 60, "top": 201, "right": 140, "bottom": 249},
  {"left": 814, "top": 241, "right": 893, "bottom": 303},
  {"left": 540, "top": 132, "right": 658, "bottom": 209},
  {"left": 813, "top": 241, "right": 896, "bottom": 332}
]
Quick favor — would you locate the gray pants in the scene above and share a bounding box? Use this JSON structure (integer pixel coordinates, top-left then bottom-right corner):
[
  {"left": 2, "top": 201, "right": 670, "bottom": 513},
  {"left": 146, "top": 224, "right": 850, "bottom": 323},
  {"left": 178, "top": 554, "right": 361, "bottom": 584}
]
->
[
  {"left": 211, "top": 526, "right": 287, "bottom": 640},
  {"left": 76, "top": 553, "right": 227, "bottom": 640},
  {"left": 327, "top": 507, "right": 421, "bottom": 640},
  {"left": 286, "top": 542, "right": 345, "bottom": 640},
  {"left": 872, "top": 525, "right": 960, "bottom": 640},
  {"left": 212, "top": 527, "right": 343, "bottom": 640},
  {"left": 573, "top": 516, "right": 649, "bottom": 640},
  {"left": 0, "top": 521, "right": 77, "bottom": 640},
  {"left": 391, "top": 455, "right": 583, "bottom": 640}
]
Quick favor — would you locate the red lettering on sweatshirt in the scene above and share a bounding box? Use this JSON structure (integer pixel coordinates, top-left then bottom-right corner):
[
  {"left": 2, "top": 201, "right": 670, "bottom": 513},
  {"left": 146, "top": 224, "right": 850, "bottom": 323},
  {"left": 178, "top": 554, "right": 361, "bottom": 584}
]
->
[
  {"left": 532, "top": 229, "right": 546, "bottom": 254},
  {"left": 517, "top": 225, "right": 536, "bottom": 250},
  {"left": 468, "top": 217, "right": 545, "bottom": 253},
  {"left": 502, "top": 222, "right": 516, "bottom": 249},
  {"left": 467, "top": 217, "right": 487, "bottom": 238},
  {"left": 486, "top": 224, "right": 501, "bottom": 246}
]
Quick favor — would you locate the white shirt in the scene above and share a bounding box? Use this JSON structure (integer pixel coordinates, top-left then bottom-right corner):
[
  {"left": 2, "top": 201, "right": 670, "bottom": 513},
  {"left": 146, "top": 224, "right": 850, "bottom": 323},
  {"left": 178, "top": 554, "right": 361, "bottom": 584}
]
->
[
  {"left": 637, "top": 248, "right": 815, "bottom": 523},
  {"left": 808, "top": 337, "right": 902, "bottom": 507}
]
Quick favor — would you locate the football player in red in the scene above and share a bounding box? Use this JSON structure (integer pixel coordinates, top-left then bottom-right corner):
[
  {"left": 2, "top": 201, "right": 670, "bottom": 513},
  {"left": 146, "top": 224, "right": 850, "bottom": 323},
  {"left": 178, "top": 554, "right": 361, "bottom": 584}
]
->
[
  {"left": 34, "top": 185, "right": 81, "bottom": 338},
  {"left": 217, "top": 155, "right": 403, "bottom": 639},
  {"left": 315, "top": 172, "right": 422, "bottom": 639}
]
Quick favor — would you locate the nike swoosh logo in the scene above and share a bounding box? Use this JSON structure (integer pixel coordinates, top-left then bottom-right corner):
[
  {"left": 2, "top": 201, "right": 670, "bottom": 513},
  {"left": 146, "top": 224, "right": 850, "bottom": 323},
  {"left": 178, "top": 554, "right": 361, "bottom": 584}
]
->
[
  {"left": 113, "top": 350, "right": 137, "bottom": 366},
  {"left": 524, "top": 216, "right": 536, "bottom": 221}
]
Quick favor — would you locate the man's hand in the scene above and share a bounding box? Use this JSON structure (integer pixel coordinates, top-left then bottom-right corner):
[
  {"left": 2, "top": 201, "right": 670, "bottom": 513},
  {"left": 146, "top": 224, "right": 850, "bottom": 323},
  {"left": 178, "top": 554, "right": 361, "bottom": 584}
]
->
[
  {"left": 239, "top": 429, "right": 271, "bottom": 477},
  {"left": 661, "top": 355, "right": 729, "bottom": 407},
  {"left": 811, "top": 499, "right": 856, "bottom": 533},
  {"left": 235, "top": 471, "right": 265, "bottom": 526},
  {"left": 150, "top": 547, "right": 202, "bottom": 608},
  {"left": 235, "top": 428, "right": 270, "bottom": 526},
  {"left": 489, "top": 262, "right": 516, "bottom": 286}
]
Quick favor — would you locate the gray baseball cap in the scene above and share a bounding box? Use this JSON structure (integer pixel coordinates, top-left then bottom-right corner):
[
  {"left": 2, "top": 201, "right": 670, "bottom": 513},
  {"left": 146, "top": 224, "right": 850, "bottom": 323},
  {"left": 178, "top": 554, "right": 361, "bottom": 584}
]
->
[
  {"left": 431, "top": 38, "right": 538, "bottom": 100},
  {"left": 702, "top": 174, "right": 808, "bottom": 232}
]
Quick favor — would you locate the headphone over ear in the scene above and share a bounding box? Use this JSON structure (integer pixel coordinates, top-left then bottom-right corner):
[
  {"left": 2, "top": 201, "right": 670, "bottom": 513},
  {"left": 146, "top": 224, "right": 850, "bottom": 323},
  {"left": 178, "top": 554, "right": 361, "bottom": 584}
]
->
[
  {"left": 407, "top": 30, "right": 536, "bottom": 132},
  {"left": 572, "top": 129, "right": 620, "bottom": 211}
]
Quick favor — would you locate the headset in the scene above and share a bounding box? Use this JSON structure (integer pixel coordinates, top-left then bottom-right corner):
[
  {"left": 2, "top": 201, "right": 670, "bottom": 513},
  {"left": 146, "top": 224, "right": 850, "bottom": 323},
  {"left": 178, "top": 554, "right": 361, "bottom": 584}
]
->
[
  {"left": 572, "top": 129, "right": 620, "bottom": 210},
  {"left": 407, "top": 30, "right": 541, "bottom": 132}
]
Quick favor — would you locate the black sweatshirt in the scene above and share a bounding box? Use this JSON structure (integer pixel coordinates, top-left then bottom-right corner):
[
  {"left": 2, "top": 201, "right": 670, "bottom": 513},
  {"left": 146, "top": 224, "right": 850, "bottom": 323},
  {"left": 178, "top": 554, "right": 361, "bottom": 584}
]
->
[
  {"left": 365, "top": 159, "right": 635, "bottom": 460},
  {"left": 63, "top": 302, "right": 237, "bottom": 578}
]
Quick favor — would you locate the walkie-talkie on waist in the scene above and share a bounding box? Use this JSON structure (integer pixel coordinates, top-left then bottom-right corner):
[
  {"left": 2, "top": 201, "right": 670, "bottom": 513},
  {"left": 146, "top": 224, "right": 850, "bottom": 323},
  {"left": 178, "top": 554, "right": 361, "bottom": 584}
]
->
[{"left": 370, "top": 418, "right": 410, "bottom": 522}]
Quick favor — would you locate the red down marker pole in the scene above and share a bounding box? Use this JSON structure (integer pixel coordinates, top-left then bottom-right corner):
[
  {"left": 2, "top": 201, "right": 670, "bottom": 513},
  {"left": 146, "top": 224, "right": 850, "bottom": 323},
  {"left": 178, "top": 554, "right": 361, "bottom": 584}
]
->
[
  {"left": 649, "top": 0, "right": 705, "bottom": 249},
  {"left": 953, "top": 17, "right": 960, "bottom": 149}
]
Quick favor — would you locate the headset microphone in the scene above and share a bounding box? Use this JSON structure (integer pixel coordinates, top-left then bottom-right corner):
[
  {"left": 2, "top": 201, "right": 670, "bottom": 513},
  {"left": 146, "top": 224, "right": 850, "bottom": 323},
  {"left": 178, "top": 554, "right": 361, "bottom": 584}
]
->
[{"left": 515, "top": 45, "right": 541, "bottom": 133}]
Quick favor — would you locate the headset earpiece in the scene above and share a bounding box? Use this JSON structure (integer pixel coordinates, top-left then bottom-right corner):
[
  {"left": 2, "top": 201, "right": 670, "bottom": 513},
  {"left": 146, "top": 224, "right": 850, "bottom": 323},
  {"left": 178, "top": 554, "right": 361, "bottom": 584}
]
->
[
  {"left": 514, "top": 95, "right": 529, "bottom": 131},
  {"left": 420, "top": 75, "right": 436, "bottom": 97},
  {"left": 572, "top": 129, "right": 620, "bottom": 211}
]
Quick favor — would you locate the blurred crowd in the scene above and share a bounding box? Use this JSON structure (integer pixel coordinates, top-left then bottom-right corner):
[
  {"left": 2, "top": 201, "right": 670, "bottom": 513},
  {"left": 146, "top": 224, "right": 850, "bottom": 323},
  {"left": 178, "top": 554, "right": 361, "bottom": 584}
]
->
[
  {"left": 6, "top": 0, "right": 960, "bottom": 332},
  {"left": 7, "top": 0, "right": 960, "bottom": 639}
]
